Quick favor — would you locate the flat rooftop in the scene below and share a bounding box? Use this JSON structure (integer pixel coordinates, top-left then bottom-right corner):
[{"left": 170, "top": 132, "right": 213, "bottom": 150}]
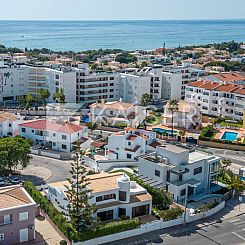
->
[
  {"left": 188, "top": 151, "right": 219, "bottom": 164},
  {"left": 158, "top": 144, "right": 189, "bottom": 154}
]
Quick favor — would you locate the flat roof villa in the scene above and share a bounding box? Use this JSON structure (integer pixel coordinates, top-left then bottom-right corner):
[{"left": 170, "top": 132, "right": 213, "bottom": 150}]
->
[
  {"left": 47, "top": 172, "right": 152, "bottom": 221},
  {"left": 0, "top": 185, "right": 36, "bottom": 245},
  {"left": 138, "top": 144, "right": 221, "bottom": 204}
]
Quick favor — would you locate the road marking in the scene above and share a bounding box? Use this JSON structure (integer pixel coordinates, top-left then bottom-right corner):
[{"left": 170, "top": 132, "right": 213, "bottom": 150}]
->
[
  {"left": 233, "top": 221, "right": 245, "bottom": 226},
  {"left": 229, "top": 219, "right": 241, "bottom": 223},
  {"left": 232, "top": 232, "right": 245, "bottom": 241}
]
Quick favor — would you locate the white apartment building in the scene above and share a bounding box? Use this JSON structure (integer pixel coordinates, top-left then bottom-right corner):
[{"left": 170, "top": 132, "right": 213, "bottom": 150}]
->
[
  {"left": 106, "top": 127, "right": 157, "bottom": 160},
  {"left": 75, "top": 64, "right": 120, "bottom": 105},
  {"left": 28, "top": 66, "right": 77, "bottom": 103},
  {"left": 162, "top": 64, "right": 199, "bottom": 100},
  {"left": 185, "top": 80, "right": 245, "bottom": 120},
  {"left": 0, "top": 62, "right": 28, "bottom": 102},
  {"left": 47, "top": 172, "right": 152, "bottom": 221},
  {"left": 162, "top": 100, "right": 201, "bottom": 130},
  {"left": 0, "top": 61, "right": 76, "bottom": 103},
  {"left": 0, "top": 112, "right": 23, "bottom": 137},
  {"left": 119, "top": 66, "right": 163, "bottom": 104},
  {"left": 19, "top": 119, "right": 88, "bottom": 152},
  {"left": 138, "top": 144, "right": 220, "bottom": 204}
]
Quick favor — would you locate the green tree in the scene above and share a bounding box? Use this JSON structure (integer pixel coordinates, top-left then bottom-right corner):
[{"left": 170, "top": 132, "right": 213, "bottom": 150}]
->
[
  {"left": 140, "top": 93, "right": 151, "bottom": 106},
  {"left": 65, "top": 152, "right": 96, "bottom": 232},
  {"left": 53, "top": 89, "right": 66, "bottom": 104},
  {"left": 115, "top": 52, "right": 137, "bottom": 64},
  {"left": 38, "top": 88, "right": 51, "bottom": 111},
  {"left": 0, "top": 137, "right": 32, "bottom": 172},
  {"left": 169, "top": 100, "right": 179, "bottom": 138},
  {"left": 141, "top": 61, "right": 148, "bottom": 68}
]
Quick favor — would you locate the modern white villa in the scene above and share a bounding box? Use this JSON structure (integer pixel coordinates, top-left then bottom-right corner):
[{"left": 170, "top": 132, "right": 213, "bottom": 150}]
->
[
  {"left": 138, "top": 144, "right": 220, "bottom": 204},
  {"left": 47, "top": 172, "right": 152, "bottom": 221},
  {"left": 105, "top": 127, "right": 158, "bottom": 160},
  {"left": 19, "top": 119, "right": 88, "bottom": 152}
]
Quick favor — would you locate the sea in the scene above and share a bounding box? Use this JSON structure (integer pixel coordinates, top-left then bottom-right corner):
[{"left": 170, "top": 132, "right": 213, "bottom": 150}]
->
[{"left": 0, "top": 19, "right": 245, "bottom": 52}]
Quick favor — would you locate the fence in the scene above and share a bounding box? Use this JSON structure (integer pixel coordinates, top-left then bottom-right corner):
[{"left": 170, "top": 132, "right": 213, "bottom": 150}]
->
[
  {"left": 73, "top": 201, "right": 225, "bottom": 245},
  {"left": 31, "top": 148, "right": 71, "bottom": 160}
]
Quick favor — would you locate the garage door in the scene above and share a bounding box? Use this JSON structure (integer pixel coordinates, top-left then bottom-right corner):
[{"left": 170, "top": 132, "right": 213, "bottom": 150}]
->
[{"left": 19, "top": 228, "right": 28, "bottom": 243}]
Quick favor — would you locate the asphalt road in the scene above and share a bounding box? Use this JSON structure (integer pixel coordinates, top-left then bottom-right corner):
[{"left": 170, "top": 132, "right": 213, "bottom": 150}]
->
[
  {"left": 108, "top": 214, "right": 245, "bottom": 245},
  {"left": 23, "top": 154, "right": 72, "bottom": 185}
]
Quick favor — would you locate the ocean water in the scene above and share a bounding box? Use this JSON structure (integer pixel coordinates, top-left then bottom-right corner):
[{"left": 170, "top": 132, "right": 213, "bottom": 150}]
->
[{"left": 0, "top": 20, "right": 244, "bottom": 51}]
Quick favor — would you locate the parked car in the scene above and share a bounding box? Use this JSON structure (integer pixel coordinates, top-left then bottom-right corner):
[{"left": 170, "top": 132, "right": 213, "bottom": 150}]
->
[
  {"left": 0, "top": 176, "right": 5, "bottom": 186},
  {"left": 8, "top": 176, "right": 22, "bottom": 184}
]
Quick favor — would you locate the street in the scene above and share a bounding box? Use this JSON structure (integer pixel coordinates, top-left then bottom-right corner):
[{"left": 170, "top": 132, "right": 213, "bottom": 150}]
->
[{"left": 108, "top": 210, "right": 245, "bottom": 245}]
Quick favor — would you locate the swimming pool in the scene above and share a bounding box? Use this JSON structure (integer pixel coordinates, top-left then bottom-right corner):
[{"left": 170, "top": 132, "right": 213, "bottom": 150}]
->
[
  {"left": 221, "top": 131, "right": 238, "bottom": 141},
  {"left": 153, "top": 128, "right": 177, "bottom": 135}
]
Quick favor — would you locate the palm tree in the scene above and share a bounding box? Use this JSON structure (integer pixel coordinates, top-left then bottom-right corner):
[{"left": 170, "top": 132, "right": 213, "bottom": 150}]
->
[
  {"left": 38, "top": 88, "right": 50, "bottom": 112},
  {"left": 169, "top": 100, "right": 179, "bottom": 138},
  {"left": 140, "top": 93, "right": 151, "bottom": 106},
  {"left": 3, "top": 72, "right": 10, "bottom": 85}
]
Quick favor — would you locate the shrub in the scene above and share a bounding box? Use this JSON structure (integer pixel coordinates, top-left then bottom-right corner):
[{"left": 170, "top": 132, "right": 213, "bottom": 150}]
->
[
  {"left": 200, "top": 126, "right": 215, "bottom": 138},
  {"left": 60, "top": 240, "right": 67, "bottom": 245},
  {"left": 154, "top": 206, "right": 183, "bottom": 221}
]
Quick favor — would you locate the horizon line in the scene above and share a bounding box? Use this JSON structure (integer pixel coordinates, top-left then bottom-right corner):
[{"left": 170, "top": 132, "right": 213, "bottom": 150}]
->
[{"left": 0, "top": 18, "right": 245, "bottom": 21}]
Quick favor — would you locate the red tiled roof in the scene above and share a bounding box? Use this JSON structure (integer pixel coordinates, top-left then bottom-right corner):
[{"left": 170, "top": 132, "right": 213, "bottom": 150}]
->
[
  {"left": 91, "top": 141, "right": 106, "bottom": 148},
  {"left": 127, "top": 135, "right": 138, "bottom": 141},
  {"left": 212, "top": 73, "right": 245, "bottom": 82},
  {"left": 19, "top": 119, "right": 85, "bottom": 134},
  {"left": 148, "top": 141, "right": 161, "bottom": 148},
  {"left": 214, "top": 84, "right": 240, "bottom": 93},
  {"left": 232, "top": 86, "right": 245, "bottom": 95},
  {"left": 187, "top": 80, "right": 221, "bottom": 90}
]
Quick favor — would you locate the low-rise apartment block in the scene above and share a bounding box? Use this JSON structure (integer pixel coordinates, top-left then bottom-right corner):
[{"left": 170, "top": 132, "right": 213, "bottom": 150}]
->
[
  {"left": 19, "top": 119, "right": 88, "bottom": 152},
  {"left": 138, "top": 144, "right": 220, "bottom": 204},
  {"left": 0, "top": 185, "right": 36, "bottom": 245},
  {"left": 185, "top": 80, "right": 245, "bottom": 120},
  {"left": 47, "top": 172, "right": 152, "bottom": 221}
]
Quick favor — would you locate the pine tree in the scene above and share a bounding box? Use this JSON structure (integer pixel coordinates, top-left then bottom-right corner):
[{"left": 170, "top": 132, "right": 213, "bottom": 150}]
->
[{"left": 65, "top": 152, "right": 96, "bottom": 232}]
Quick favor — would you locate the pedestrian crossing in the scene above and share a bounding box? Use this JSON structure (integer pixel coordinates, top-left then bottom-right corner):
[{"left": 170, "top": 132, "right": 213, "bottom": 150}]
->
[{"left": 228, "top": 216, "right": 245, "bottom": 242}]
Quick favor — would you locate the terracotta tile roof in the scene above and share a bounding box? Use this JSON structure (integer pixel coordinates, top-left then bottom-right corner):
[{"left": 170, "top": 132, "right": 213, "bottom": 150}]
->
[
  {"left": 148, "top": 141, "right": 161, "bottom": 148},
  {"left": 187, "top": 80, "right": 221, "bottom": 90},
  {"left": 232, "top": 86, "right": 245, "bottom": 95},
  {"left": 125, "top": 145, "right": 141, "bottom": 152},
  {"left": 127, "top": 135, "right": 138, "bottom": 141},
  {"left": 0, "top": 112, "right": 18, "bottom": 122},
  {"left": 91, "top": 101, "right": 134, "bottom": 110},
  {"left": 125, "top": 127, "right": 136, "bottom": 132},
  {"left": 130, "top": 193, "right": 152, "bottom": 203},
  {"left": 91, "top": 141, "right": 106, "bottom": 148},
  {"left": 214, "top": 84, "right": 240, "bottom": 93},
  {"left": 212, "top": 73, "right": 245, "bottom": 82},
  {"left": 0, "top": 186, "right": 34, "bottom": 210},
  {"left": 19, "top": 119, "right": 85, "bottom": 134}
]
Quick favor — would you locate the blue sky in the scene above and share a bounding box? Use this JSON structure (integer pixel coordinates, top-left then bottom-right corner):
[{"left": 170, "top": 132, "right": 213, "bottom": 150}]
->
[{"left": 1, "top": 0, "right": 245, "bottom": 20}]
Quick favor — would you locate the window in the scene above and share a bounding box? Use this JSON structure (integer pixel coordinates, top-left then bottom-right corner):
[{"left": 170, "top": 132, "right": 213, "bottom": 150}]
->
[
  {"left": 109, "top": 95, "right": 114, "bottom": 98},
  {"left": 62, "top": 135, "right": 67, "bottom": 140},
  {"left": 128, "top": 142, "right": 131, "bottom": 146},
  {"left": 180, "top": 189, "right": 186, "bottom": 196},
  {"left": 19, "top": 212, "right": 28, "bottom": 221},
  {"left": 53, "top": 133, "right": 56, "bottom": 137},
  {"left": 110, "top": 111, "right": 113, "bottom": 115},
  {"left": 97, "top": 210, "right": 113, "bottom": 221},
  {"left": 0, "top": 234, "right": 4, "bottom": 241},
  {"left": 8, "top": 124, "right": 12, "bottom": 127},
  {"left": 21, "top": 128, "right": 26, "bottom": 133},
  {"left": 32, "top": 130, "right": 34, "bottom": 133},
  {"left": 96, "top": 194, "right": 116, "bottom": 202},
  {"left": 62, "top": 144, "right": 67, "bottom": 149},
  {"left": 194, "top": 167, "right": 202, "bottom": 175},
  {"left": 119, "top": 191, "right": 127, "bottom": 201},
  {"left": 126, "top": 153, "right": 132, "bottom": 159},
  {"left": 132, "top": 205, "right": 150, "bottom": 218},
  {"left": 53, "top": 142, "right": 56, "bottom": 146},
  {"left": 3, "top": 214, "right": 11, "bottom": 224},
  {"left": 155, "top": 170, "right": 160, "bottom": 177}
]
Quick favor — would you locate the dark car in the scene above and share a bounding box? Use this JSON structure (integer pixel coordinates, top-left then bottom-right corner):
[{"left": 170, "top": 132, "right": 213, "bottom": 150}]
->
[
  {"left": 8, "top": 176, "right": 22, "bottom": 184},
  {"left": 0, "top": 176, "right": 4, "bottom": 186}
]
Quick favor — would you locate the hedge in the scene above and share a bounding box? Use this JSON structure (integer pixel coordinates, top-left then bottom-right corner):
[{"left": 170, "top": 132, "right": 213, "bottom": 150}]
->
[
  {"left": 24, "top": 181, "right": 141, "bottom": 242},
  {"left": 112, "top": 170, "right": 172, "bottom": 210},
  {"left": 199, "top": 136, "right": 245, "bottom": 146}
]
